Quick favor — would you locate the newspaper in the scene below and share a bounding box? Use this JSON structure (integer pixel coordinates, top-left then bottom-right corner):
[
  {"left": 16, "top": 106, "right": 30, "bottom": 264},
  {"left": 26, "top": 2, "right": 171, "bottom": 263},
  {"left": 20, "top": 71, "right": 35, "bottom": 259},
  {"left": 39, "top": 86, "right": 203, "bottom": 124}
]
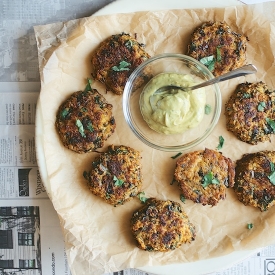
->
[
  {"left": 0, "top": 0, "right": 275, "bottom": 275},
  {"left": 0, "top": 91, "right": 72, "bottom": 274}
]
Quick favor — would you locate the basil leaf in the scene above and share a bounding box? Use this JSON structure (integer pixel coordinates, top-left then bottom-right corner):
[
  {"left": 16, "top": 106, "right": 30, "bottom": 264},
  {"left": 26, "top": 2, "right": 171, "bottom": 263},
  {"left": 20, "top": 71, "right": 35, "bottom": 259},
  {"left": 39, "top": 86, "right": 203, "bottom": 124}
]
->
[
  {"left": 266, "top": 118, "right": 275, "bottom": 132},
  {"left": 205, "top": 104, "right": 211, "bottom": 115},
  {"left": 112, "top": 60, "right": 131, "bottom": 71},
  {"left": 257, "top": 101, "right": 266, "bottom": 112},
  {"left": 268, "top": 171, "right": 275, "bottom": 185},
  {"left": 76, "top": 119, "right": 86, "bottom": 138},
  {"left": 171, "top": 152, "right": 182, "bottom": 159},
  {"left": 211, "top": 178, "right": 220, "bottom": 184},
  {"left": 86, "top": 120, "right": 94, "bottom": 132},
  {"left": 113, "top": 175, "right": 124, "bottom": 186},
  {"left": 180, "top": 194, "right": 186, "bottom": 203},
  {"left": 61, "top": 108, "right": 69, "bottom": 119},
  {"left": 200, "top": 55, "right": 215, "bottom": 72},
  {"left": 242, "top": 93, "right": 251, "bottom": 99},
  {"left": 216, "top": 136, "right": 225, "bottom": 150},
  {"left": 202, "top": 172, "right": 220, "bottom": 188},
  {"left": 137, "top": 191, "right": 148, "bottom": 204},
  {"left": 125, "top": 40, "right": 133, "bottom": 49},
  {"left": 247, "top": 223, "right": 253, "bottom": 229},
  {"left": 84, "top": 78, "right": 93, "bottom": 92},
  {"left": 270, "top": 162, "right": 275, "bottom": 172},
  {"left": 200, "top": 55, "right": 214, "bottom": 65}
]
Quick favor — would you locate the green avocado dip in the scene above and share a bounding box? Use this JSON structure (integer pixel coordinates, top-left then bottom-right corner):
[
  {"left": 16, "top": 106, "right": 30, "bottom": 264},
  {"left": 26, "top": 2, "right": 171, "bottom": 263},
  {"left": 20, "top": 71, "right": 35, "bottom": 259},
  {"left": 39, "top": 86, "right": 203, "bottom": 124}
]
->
[{"left": 140, "top": 73, "right": 206, "bottom": 135}]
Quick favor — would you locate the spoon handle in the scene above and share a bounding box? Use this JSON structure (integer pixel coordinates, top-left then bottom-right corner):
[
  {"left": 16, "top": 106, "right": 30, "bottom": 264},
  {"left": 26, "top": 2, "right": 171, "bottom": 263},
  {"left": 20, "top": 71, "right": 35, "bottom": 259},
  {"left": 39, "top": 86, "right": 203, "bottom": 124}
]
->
[{"left": 190, "top": 64, "right": 257, "bottom": 90}]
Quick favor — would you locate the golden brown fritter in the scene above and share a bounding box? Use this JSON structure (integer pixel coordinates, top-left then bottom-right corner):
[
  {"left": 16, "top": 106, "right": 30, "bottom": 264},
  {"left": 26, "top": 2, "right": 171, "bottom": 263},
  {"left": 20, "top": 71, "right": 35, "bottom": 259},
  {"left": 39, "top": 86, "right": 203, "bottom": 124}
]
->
[
  {"left": 131, "top": 198, "right": 196, "bottom": 252},
  {"left": 234, "top": 151, "right": 275, "bottom": 211},
  {"left": 225, "top": 82, "right": 275, "bottom": 145},
  {"left": 56, "top": 89, "right": 115, "bottom": 153},
  {"left": 174, "top": 148, "right": 235, "bottom": 206},
  {"left": 91, "top": 32, "right": 151, "bottom": 95},
  {"left": 86, "top": 145, "right": 142, "bottom": 206},
  {"left": 187, "top": 21, "right": 247, "bottom": 76}
]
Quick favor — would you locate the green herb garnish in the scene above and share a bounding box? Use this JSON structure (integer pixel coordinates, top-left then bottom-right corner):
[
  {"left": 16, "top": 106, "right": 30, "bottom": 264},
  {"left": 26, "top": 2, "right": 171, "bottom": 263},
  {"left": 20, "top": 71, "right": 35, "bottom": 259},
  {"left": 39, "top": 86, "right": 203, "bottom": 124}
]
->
[
  {"left": 205, "top": 104, "right": 211, "bottom": 115},
  {"left": 171, "top": 152, "right": 182, "bottom": 159},
  {"left": 113, "top": 175, "right": 124, "bottom": 186},
  {"left": 112, "top": 60, "right": 131, "bottom": 71},
  {"left": 247, "top": 223, "right": 253, "bottom": 229},
  {"left": 268, "top": 171, "right": 275, "bottom": 185},
  {"left": 200, "top": 55, "right": 215, "bottom": 72},
  {"left": 180, "top": 194, "right": 186, "bottom": 203},
  {"left": 270, "top": 162, "right": 275, "bottom": 172},
  {"left": 268, "top": 161, "right": 275, "bottom": 185},
  {"left": 76, "top": 119, "right": 86, "bottom": 137},
  {"left": 83, "top": 171, "right": 89, "bottom": 180},
  {"left": 86, "top": 121, "right": 94, "bottom": 132},
  {"left": 202, "top": 172, "right": 220, "bottom": 188},
  {"left": 137, "top": 191, "right": 148, "bottom": 204},
  {"left": 84, "top": 78, "right": 93, "bottom": 92},
  {"left": 125, "top": 40, "right": 133, "bottom": 49},
  {"left": 61, "top": 108, "right": 69, "bottom": 119},
  {"left": 216, "top": 47, "right": 222, "bottom": 62},
  {"left": 242, "top": 93, "right": 251, "bottom": 99},
  {"left": 216, "top": 136, "right": 225, "bottom": 150},
  {"left": 257, "top": 101, "right": 266, "bottom": 112},
  {"left": 266, "top": 118, "right": 275, "bottom": 132}
]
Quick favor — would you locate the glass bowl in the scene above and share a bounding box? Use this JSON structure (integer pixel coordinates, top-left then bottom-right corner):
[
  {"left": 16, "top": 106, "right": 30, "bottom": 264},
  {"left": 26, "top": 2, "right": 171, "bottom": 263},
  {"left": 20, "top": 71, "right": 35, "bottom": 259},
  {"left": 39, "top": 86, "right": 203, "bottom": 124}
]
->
[{"left": 122, "top": 53, "right": 221, "bottom": 152}]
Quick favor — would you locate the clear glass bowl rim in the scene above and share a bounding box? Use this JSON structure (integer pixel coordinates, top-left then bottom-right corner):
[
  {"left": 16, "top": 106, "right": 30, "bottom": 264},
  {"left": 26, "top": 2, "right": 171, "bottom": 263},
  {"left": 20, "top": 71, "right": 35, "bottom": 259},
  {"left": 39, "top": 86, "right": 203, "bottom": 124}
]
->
[{"left": 123, "top": 53, "right": 222, "bottom": 152}]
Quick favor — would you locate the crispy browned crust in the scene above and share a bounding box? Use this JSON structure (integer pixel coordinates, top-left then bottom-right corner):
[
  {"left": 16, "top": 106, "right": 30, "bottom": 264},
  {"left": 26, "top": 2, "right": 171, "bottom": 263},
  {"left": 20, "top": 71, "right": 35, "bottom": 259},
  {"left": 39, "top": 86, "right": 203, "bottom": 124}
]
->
[
  {"left": 187, "top": 21, "right": 247, "bottom": 76},
  {"left": 174, "top": 148, "right": 235, "bottom": 206},
  {"left": 225, "top": 82, "right": 275, "bottom": 145},
  {"left": 131, "top": 198, "right": 196, "bottom": 252},
  {"left": 234, "top": 151, "right": 275, "bottom": 211},
  {"left": 55, "top": 89, "right": 116, "bottom": 153},
  {"left": 91, "top": 32, "right": 151, "bottom": 95},
  {"left": 87, "top": 145, "right": 142, "bottom": 206}
]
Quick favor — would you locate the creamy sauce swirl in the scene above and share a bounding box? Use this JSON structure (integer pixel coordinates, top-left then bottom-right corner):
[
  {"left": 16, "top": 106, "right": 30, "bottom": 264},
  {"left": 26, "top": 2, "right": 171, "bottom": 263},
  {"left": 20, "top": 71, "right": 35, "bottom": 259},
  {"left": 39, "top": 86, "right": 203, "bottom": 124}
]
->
[{"left": 140, "top": 73, "right": 206, "bottom": 135}]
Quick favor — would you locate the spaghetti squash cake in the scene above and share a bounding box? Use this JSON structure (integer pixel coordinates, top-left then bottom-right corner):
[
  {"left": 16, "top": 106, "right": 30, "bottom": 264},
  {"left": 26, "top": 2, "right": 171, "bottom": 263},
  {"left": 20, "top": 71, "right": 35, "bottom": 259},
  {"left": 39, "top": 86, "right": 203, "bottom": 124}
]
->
[
  {"left": 174, "top": 148, "right": 235, "bottom": 206},
  {"left": 55, "top": 89, "right": 116, "bottom": 153},
  {"left": 234, "top": 151, "right": 275, "bottom": 211},
  {"left": 86, "top": 145, "right": 142, "bottom": 206},
  {"left": 91, "top": 32, "right": 151, "bottom": 95},
  {"left": 225, "top": 81, "right": 275, "bottom": 145},
  {"left": 187, "top": 21, "right": 247, "bottom": 76},
  {"left": 131, "top": 198, "right": 196, "bottom": 252}
]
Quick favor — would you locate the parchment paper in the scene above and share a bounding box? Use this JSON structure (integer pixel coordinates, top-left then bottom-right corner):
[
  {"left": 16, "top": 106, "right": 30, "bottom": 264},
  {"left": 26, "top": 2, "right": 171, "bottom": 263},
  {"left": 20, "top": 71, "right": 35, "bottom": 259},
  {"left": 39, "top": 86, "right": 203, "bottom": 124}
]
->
[{"left": 34, "top": 3, "right": 275, "bottom": 275}]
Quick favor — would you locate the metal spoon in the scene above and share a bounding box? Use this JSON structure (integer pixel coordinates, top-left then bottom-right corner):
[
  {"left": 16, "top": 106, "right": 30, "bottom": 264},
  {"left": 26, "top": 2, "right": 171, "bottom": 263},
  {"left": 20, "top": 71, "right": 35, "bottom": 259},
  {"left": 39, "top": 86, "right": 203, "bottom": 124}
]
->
[{"left": 154, "top": 64, "right": 257, "bottom": 95}]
